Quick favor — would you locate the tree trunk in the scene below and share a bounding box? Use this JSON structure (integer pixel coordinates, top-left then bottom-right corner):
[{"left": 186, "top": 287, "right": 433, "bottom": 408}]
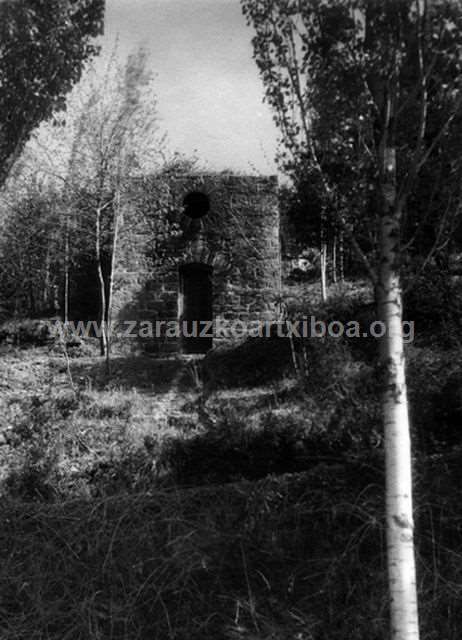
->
[
  {"left": 105, "top": 192, "right": 121, "bottom": 375},
  {"left": 28, "top": 279, "right": 36, "bottom": 316},
  {"left": 95, "top": 205, "right": 108, "bottom": 358},
  {"left": 64, "top": 211, "right": 70, "bottom": 324},
  {"left": 320, "top": 241, "right": 327, "bottom": 302},
  {"left": 338, "top": 228, "right": 344, "bottom": 283},
  {"left": 319, "top": 203, "right": 328, "bottom": 301},
  {"left": 378, "top": 147, "right": 420, "bottom": 640},
  {"left": 43, "top": 247, "right": 51, "bottom": 309},
  {"left": 332, "top": 234, "right": 337, "bottom": 284}
]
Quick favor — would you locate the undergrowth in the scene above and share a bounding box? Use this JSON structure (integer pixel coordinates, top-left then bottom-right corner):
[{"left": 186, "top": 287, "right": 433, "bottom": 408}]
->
[
  {"left": 0, "top": 459, "right": 461, "bottom": 639},
  {"left": 2, "top": 275, "right": 462, "bottom": 638}
]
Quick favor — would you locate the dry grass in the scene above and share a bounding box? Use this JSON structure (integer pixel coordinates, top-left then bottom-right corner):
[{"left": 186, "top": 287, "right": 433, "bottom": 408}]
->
[
  {"left": 0, "top": 458, "right": 461, "bottom": 639},
  {"left": 0, "top": 465, "right": 387, "bottom": 640},
  {"left": 1, "top": 315, "right": 462, "bottom": 639}
]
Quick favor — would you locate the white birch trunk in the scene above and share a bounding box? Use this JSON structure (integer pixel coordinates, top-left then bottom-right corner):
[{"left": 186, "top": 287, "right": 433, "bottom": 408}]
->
[{"left": 378, "top": 147, "right": 420, "bottom": 640}]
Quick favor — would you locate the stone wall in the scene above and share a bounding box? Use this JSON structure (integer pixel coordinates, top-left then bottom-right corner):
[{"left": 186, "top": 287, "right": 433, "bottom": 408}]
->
[{"left": 112, "top": 173, "right": 281, "bottom": 353}]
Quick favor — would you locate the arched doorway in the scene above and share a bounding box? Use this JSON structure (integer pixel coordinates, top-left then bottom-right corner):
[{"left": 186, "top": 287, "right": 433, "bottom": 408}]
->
[{"left": 178, "top": 263, "right": 213, "bottom": 353}]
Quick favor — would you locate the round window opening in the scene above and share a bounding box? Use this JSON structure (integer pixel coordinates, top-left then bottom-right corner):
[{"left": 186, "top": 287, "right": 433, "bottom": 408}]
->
[{"left": 183, "top": 191, "right": 210, "bottom": 219}]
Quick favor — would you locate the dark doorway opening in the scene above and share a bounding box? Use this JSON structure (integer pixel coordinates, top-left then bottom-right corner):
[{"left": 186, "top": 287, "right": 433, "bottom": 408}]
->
[{"left": 179, "top": 263, "right": 213, "bottom": 354}]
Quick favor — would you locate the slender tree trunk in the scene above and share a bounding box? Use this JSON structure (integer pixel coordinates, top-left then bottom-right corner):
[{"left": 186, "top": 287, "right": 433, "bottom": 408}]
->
[
  {"left": 64, "top": 211, "right": 70, "bottom": 324},
  {"left": 378, "top": 146, "right": 420, "bottom": 640},
  {"left": 319, "top": 204, "right": 328, "bottom": 301},
  {"left": 332, "top": 234, "right": 337, "bottom": 284},
  {"left": 105, "top": 192, "right": 121, "bottom": 375},
  {"left": 95, "top": 204, "right": 108, "bottom": 357},
  {"left": 28, "top": 280, "right": 35, "bottom": 316},
  {"left": 320, "top": 241, "right": 327, "bottom": 302},
  {"left": 43, "top": 247, "right": 51, "bottom": 309},
  {"left": 338, "top": 228, "right": 344, "bottom": 283}
]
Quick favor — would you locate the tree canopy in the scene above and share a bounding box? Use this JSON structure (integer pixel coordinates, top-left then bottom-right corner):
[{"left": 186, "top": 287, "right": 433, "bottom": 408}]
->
[
  {"left": 242, "top": 0, "right": 462, "bottom": 275},
  {"left": 0, "top": 0, "right": 105, "bottom": 188}
]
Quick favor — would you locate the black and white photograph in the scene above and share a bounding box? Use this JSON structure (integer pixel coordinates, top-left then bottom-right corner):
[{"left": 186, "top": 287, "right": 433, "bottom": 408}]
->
[{"left": 0, "top": 1, "right": 461, "bottom": 638}]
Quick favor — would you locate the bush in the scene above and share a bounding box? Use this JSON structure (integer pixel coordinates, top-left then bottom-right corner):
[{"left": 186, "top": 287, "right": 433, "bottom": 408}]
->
[
  {"left": 406, "top": 346, "right": 462, "bottom": 453},
  {"left": 0, "top": 388, "right": 137, "bottom": 500},
  {"left": 0, "top": 319, "right": 53, "bottom": 346},
  {"left": 4, "top": 446, "right": 59, "bottom": 500},
  {"left": 78, "top": 390, "right": 133, "bottom": 420},
  {"left": 2, "top": 394, "right": 65, "bottom": 500},
  {"left": 84, "top": 442, "right": 158, "bottom": 495},
  {"left": 160, "top": 383, "right": 374, "bottom": 487},
  {"left": 403, "top": 267, "right": 460, "bottom": 346},
  {"left": 0, "top": 318, "right": 98, "bottom": 357},
  {"left": 202, "top": 318, "right": 365, "bottom": 390},
  {"left": 429, "top": 370, "right": 462, "bottom": 449}
]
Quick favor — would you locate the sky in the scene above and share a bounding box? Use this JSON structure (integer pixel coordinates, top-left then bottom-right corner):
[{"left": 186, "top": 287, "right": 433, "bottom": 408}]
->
[{"left": 100, "top": 0, "right": 279, "bottom": 174}]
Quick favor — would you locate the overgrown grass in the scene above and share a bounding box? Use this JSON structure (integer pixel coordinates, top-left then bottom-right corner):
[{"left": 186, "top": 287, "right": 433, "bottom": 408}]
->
[
  {"left": 1, "top": 329, "right": 460, "bottom": 498},
  {"left": 0, "top": 339, "right": 383, "bottom": 497},
  {"left": 0, "top": 459, "right": 461, "bottom": 639},
  {"left": 1, "top": 274, "right": 462, "bottom": 638}
]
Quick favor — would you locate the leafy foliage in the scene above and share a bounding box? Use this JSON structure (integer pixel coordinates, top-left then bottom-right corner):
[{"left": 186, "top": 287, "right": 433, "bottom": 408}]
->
[
  {"left": 0, "top": 185, "right": 62, "bottom": 317},
  {"left": 0, "top": 49, "right": 174, "bottom": 323},
  {"left": 0, "top": 0, "right": 104, "bottom": 187},
  {"left": 242, "top": 0, "right": 462, "bottom": 271}
]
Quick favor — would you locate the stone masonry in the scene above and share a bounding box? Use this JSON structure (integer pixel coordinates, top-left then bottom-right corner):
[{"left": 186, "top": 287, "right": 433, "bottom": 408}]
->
[{"left": 112, "top": 173, "right": 281, "bottom": 353}]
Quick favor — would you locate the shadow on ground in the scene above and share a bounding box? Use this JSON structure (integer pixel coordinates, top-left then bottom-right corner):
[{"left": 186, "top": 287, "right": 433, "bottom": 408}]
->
[{"left": 69, "top": 355, "right": 201, "bottom": 392}]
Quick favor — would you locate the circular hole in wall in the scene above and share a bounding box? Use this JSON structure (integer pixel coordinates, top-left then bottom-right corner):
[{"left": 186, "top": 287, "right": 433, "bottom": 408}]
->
[{"left": 183, "top": 191, "right": 210, "bottom": 219}]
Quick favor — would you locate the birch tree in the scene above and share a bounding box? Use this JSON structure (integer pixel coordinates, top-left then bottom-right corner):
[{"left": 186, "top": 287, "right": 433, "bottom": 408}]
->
[
  {"left": 72, "top": 50, "right": 164, "bottom": 366},
  {"left": 242, "top": 1, "right": 462, "bottom": 638},
  {"left": 20, "top": 48, "right": 163, "bottom": 364}
]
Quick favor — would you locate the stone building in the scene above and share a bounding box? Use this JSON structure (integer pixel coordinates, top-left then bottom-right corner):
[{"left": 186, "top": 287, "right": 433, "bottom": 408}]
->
[{"left": 113, "top": 173, "right": 281, "bottom": 354}]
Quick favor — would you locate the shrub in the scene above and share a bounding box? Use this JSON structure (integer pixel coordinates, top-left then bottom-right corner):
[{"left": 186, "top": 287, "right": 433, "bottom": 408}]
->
[
  {"left": 0, "top": 319, "right": 53, "bottom": 346},
  {"left": 78, "top": 390, "right": 133, "bottom": 420},
  {"left": 406, "top": 346, "right": 462, "bottom": 453},
  {"left": 1, "top": 388, "right": 136, "bottom": 500},
  {"left": 4, "top": 445, "right": 59, "bottom": 500},
  {"left": 160, "top": 388, "right": 369, "bottom": 487},
  {"left": 403, "top": 267, "right": 460, "bottom": 346},
  {"left": 84, "top": 443, "right": 158, "bottom": 495}
]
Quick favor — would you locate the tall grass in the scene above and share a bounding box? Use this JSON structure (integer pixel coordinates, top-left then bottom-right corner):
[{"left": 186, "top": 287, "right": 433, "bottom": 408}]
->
[{"left": 0, "top": 458, "right": 461, "bottom": 640}]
